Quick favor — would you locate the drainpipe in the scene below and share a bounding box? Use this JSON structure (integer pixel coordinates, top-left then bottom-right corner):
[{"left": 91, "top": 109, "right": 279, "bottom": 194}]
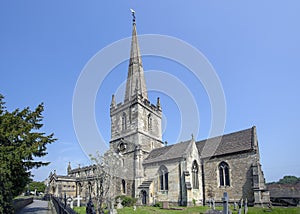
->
[
  {"left": 201, "top": 159, "right": 206, "bottom": 206},
  {"left": 178, "top": 160, "right": 183, "bottom": 206}
]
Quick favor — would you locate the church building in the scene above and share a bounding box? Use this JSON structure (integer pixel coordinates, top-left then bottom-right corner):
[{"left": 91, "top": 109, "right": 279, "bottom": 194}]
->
[{"left": 47, "top": 17, "right": 270, "bottom": 207}]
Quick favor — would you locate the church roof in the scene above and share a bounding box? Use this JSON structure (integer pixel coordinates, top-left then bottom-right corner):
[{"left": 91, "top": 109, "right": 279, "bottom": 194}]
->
[
  {"left": 143, "top": 139, "right": 193, "bottom": 164},
  {"left": 143, "top": 127, "right": 256, "bottom": 164},
  {"left": 196, "top": 127, "right": 255, "bottom": 158},
  {"left": 267, "top": 183, "right": 300, "bottom": 199}
]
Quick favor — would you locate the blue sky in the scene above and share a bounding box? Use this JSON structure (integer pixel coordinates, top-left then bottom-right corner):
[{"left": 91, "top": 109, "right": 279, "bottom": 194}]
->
[{"left": 0, "top": 1, "right": 299, "bottom": 182}]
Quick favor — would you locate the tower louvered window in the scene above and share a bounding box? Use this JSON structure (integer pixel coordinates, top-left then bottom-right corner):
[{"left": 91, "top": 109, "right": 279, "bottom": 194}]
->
[{"left": 122, "top": 113, "right": 127, "bottom": 130}]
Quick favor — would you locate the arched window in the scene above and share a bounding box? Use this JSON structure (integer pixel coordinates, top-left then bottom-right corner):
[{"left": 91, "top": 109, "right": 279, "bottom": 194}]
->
[
  {"left": 148, "top": 114, "right": 152, "bottom": 131},
  {"left": 122, "top": 179, "right": 126, "bottom": 194},
  {"left": 219, "top": 162, "right": 230, "bottom": 186},
  {"left": 192, "top": 160, "right": 199, "bottom": 189},
  {"left": 158, "top": 165, "right": 168, "bottom": 191},
  {"left": 122, "top": 113, "right": 127, "bottom": 130}
]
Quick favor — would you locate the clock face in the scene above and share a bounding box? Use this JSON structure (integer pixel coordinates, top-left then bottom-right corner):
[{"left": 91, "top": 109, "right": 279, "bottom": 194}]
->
[{"left": 119, "top": 142, "right": 127, "bottom": 152}]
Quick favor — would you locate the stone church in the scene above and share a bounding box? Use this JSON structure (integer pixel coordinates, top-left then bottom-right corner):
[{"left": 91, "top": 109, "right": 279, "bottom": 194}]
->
[{"left": 47, "top": 18, "right": 270, "bottom": 207}]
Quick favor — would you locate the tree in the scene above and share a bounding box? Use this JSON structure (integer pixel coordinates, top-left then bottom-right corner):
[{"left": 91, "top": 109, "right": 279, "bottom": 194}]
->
[
  {"left": 0, "top": 94, "right": 56, "bottom": 213},
  {"left": 89, "top": 151, "right": 123, "bottom": 214},
  {"left": 28, "top": 181, "right": 47, "bottom": 193},
  {"left": 278, "top": 175, "right": 300, "bottom": 185}
]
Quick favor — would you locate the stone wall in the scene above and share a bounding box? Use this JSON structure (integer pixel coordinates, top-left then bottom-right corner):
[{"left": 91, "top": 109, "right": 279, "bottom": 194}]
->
[
  {"left": 144, "top": 161, "right": 181, "bottom": 205},
  {"left": 203, "top": 151, "right": 257, "bottom": 204},
  {"left": 13, "top": 197, "right": 33, "bottom": 212}
]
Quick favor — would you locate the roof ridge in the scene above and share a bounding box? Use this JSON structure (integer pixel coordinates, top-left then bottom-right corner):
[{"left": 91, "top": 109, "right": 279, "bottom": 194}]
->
[{"left": 196, "top": 126, "right": 254, "bottom": 143}]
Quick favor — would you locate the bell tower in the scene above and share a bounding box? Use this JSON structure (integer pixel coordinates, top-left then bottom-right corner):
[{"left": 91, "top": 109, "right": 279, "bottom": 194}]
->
[
  {"left": 110, "top": 13, "right": 163, "bottom": 153},
  {"left": 109, "top": 12, "right": 163, "bottom": 197}
]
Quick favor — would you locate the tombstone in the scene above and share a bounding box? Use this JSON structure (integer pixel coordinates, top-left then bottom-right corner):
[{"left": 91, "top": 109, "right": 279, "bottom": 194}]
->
[
  {"left": 67, "top": 197, "right": 73, "bottom": 209},
  {"left": 75, "top": 195, "right": 83, "bottom": 207},
  {"left": 212, "top": 198, "right": 215, "bottom": 210},
  {"left": 70, "top": 200, "right": 74, "bottom": 209},
  {"left": 233, "top": 201, "right": 237, "bottom": 211},
  {"left": 116, "top": 197, "right": 123, "bottom": 209},
  {"left": 109, "top": 199, "right": 118, "bottom": 214},
  {"left": 162, "top": 201, "right": 169, "bottom": 209},
  {"left": 86, "top": 197, "right": 96, "bottom": 214},
  {"left": 237, "top": 198, "right": 243, "bottom": 214},
  {"left": 222, "top": 192, "right": 229, "bottom": 214},
  {"left": 244, "top": 198, "right": 248, "bottom": 214},
  {"left": 108, "top": 209, "right": 118, "bottom": 214},
  {"left": 133, "top": 205, "right": 136, "bottom": 211},
  {"left": 63, "top": 193, "right": 67, "bottom": 207},
  {"left": 205, "top": 210, "right": 222, "bottom": 214}
]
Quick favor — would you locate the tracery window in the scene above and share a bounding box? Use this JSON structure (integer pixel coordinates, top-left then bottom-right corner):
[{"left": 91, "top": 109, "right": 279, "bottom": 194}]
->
[
  {"left": 192, "top": 160, "right": 199, "bottom": 189},
  {"left": 219, "top": 162, "right": 230, "bottom": 186},
  {"left": 158, "top": 165, "right": 168, "bottom": 191}
]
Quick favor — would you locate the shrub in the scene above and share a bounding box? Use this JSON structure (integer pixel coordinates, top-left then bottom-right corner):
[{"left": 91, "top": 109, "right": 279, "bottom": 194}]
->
[
  {"left": 115, "top": 195, "right": 137, "bottom": 207},
  {"left": 153, "top": 202, "right": 162, "bottom": 207},
  {"left": 192, "top": 198, "right": 196, "bottom": 206}
]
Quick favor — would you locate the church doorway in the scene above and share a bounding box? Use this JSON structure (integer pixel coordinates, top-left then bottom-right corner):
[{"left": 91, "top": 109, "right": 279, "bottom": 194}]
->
[
  {"left": 141, "top": 190, "right": 147, "bottom": 205},
  {"left": 51, "top": 186, "right": 56, "bottom": 195}
]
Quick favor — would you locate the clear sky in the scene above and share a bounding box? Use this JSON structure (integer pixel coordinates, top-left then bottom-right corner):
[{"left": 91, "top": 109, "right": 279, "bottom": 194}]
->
[{"left": 0, "top": 1, "right": 299, "bottom": 182}]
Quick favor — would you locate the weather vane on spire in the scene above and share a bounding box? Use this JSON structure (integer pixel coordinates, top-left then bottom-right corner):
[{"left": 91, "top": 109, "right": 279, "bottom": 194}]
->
[{"left": 130, "top": 9, "right": 136, "bottom": 23}]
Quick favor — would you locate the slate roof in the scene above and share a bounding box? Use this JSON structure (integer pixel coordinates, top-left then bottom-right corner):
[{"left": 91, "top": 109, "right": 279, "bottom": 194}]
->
[
  {"left": 196, "top": 127, "right": 254, "bottom": 158},
  {"left": 267, "top": 183, "right": 300, "bottom": 198},
  {"left": 143, "top": 139, "right": 193, "bottom": 164},
  {"left": 144, "top": 127, "right": 255, "bottom": 164}
]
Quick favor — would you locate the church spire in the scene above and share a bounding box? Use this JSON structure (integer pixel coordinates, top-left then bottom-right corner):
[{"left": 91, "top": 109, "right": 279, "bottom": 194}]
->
[{"left": 124, "top": 10, "right": 148, "bottom": 102}]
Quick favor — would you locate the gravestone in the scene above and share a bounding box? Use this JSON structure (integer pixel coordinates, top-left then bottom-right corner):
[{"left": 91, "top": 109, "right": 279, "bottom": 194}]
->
[
  {"left": 238, "top": 198, "right": 243, "bottom": 214},
  {"left": 233, "top": 201, "right": 237, "bottom": 211},
  {"left": 212, "top": 198, "right": 215, "bottom": 210},
  {"left": 67, "top": 197, "right": 73, "bottom": 209},
  {"left": 244, "top": 198, "right": 248, "bottom": 214},
  {"left": 205, "top": 210, "right": 222, "bottom": 214},
  {"left": 162, "top": 201, "right": 169, "bottom": 209},
  {"left": 222, "top": 192, "right": 229, "bottom": 214},
  {"left": 86, "top": 197, "right": 96, "bottom": 214},
  {"left": 108, "top": 199, "right": 117, "bottom": 214},
  {"left": 75, "top": 195, "right": 82, "bottom": 207},
  {"left": 116, "top": 197, "right": 123, "bottom": 209}
]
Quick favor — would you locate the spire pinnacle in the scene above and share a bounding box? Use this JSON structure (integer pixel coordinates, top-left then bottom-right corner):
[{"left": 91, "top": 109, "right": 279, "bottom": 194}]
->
[
  {"left": 124, "top": 14, "right": 148, "bottom": 102},
  {"left": 111, "top": 94, "right": 116, "bottom": 108}
]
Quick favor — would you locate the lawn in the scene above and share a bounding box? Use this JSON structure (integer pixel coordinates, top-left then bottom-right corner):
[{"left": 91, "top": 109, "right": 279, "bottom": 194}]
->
[{"left": 74, "top": 206, "right": 300, "bottom": 214}]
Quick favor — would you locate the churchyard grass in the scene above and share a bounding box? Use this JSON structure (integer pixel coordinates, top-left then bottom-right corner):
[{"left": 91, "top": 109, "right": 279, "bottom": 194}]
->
[
  {"left": 73, "top": 206, "right": 85, "bottom": 214},
  {"left": 73, "top": 206, "right": 300, "bottom": 214}
]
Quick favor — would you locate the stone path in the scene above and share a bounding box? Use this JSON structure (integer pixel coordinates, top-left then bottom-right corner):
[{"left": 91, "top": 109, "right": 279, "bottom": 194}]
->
[{"left": 17, "top": 199, "right": 52, "bottom": 214}]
